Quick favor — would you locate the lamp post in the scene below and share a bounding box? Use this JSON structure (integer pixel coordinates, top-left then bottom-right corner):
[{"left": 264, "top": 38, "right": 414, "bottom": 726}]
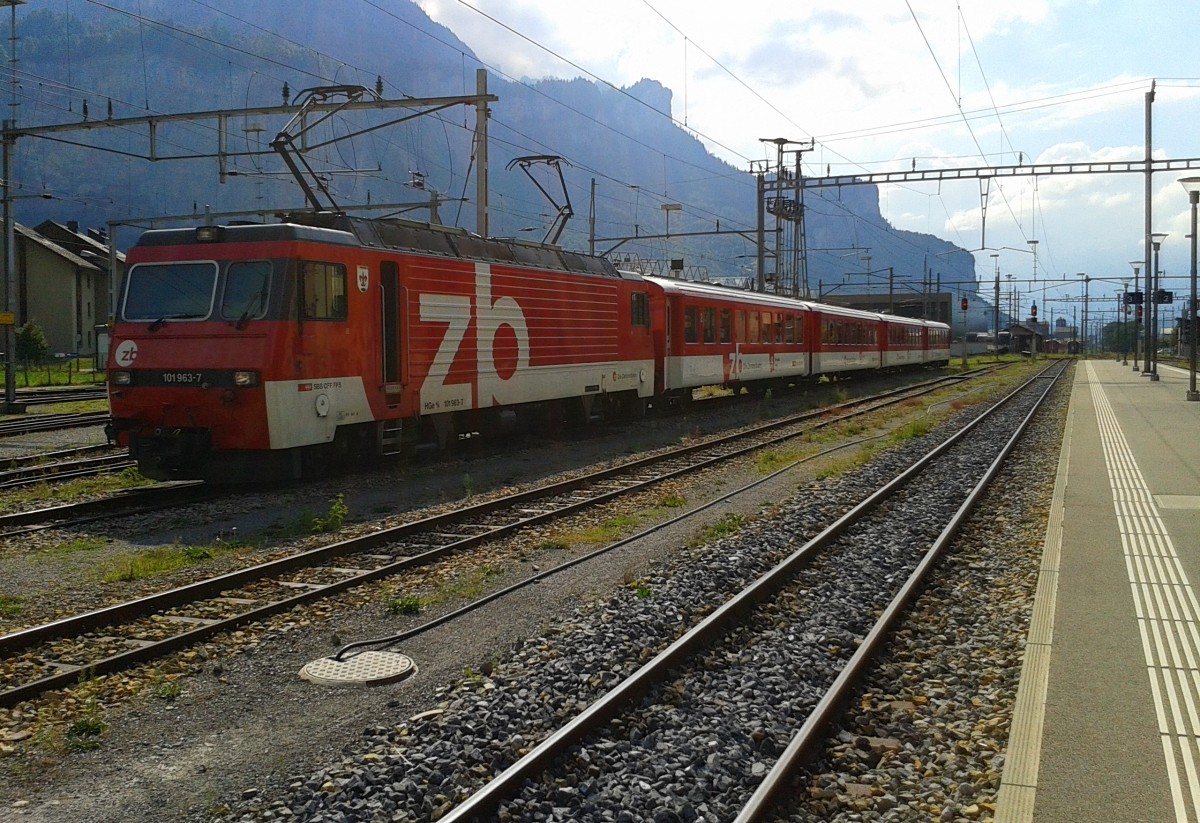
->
[
  {"left": 1129, "top": 261, "right": 1143, "bottom": 371},
  {"left": 990, "top": 253, "right": 1000, "bottom": 360},
  {"left": 1149, "top": 232, "right": 1168, "bottom": 380},
  {"left": 1077, "top": 273, "right": 1089, "bottom": 357},
  {"left": 1120, "top": 282, "right": 1129, "bottom": 365},
  {"left": 1180, "top": 178, "right": 1200, "bottom": 400}
]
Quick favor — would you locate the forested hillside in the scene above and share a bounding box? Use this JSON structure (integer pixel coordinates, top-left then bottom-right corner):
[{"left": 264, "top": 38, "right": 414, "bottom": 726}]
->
[{"left": 7, "top": 0, "right": 977, "bottom": 293}]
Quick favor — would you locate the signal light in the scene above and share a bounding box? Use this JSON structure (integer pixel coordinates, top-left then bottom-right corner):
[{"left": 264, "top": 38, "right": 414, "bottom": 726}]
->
[
  {"left": 1137, "top": 305, "right": 1144, "bottom": 320},
  {"left": 1031, "top": 304, "right": 1038, "bottom": 318},
  {"left": 960, "top": 297, "right": 968, "bottom": 311}
]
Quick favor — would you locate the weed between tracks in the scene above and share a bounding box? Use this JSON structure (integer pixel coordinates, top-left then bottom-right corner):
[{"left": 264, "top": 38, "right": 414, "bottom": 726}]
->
[
  {"left": 101, "top": 542, "right": 240, "bottom": 583},
  {"left": 0, "top": 466, "right": 153, "bottom": 513}
]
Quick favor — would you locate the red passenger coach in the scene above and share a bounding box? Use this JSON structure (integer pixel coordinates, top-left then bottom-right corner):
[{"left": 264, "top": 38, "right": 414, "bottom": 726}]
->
[
  {"left": 924, "top": 324, "right": 952, "bottom": 367},
  {"left": 881, "top": 314, "right": 929, "bottom": 369},
  {"left": 107, "top": 215, "right": 655, "bottom": 481},
  {"left": 810, "top": 304, "right": 883, "bottom": 375},
  {"left": 643, "top": 276, "right": 813, "bottom": 398}
]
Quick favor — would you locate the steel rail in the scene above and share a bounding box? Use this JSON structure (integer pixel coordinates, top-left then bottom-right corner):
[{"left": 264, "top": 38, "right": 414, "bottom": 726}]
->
[
  {"left": 734, "top": 360, "right": 1065, "bottom": 821},
  {"left": 0, "top": 411, "right": 109, "bottom": 435},
  {"left": 0, "top": 368, "right": 980, "bottom": 650},
  {"left": 0, "top": 454, "right": 134, "bottom": 489},
  {"left": 0, "top": 368, "right": 1000, "bottom": 707},
  {"left": 14, "top": 387, "right": 107, "bottom": 406},
  {"left": 436, "top": 361, "right": 1062, "bottom": 822},
  {"left": 0, "top": 481, "right": 208, "bottom": 532}
]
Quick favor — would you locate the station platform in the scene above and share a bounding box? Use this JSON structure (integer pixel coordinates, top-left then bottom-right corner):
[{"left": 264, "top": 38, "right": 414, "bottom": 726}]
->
[{"left": 998, "top": 357, "right": 1200, "bottom": 823}]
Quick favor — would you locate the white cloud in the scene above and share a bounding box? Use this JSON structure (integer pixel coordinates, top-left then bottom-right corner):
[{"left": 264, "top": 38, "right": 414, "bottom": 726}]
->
[{"left": 414, "top": 0, "right": 1200, "bottom": 283}]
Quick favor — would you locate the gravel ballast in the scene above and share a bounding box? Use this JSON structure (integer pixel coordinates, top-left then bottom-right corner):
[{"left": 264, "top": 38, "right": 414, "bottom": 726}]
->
[{"left": 0, "top": 364, "right": 1063, "bottom": 821}]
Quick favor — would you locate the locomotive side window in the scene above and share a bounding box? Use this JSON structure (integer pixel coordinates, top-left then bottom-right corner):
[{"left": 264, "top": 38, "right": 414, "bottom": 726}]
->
[
  {"left": 631, "top": 292, "right": 650, "bottom": 328},
  {"left": 684, "top": 306, "right": 699, "bottom": 343},
  {"left": 220, "top": 261, "right": 272, "bottom": 322},
  {"left": 703, "top": 307, "right": 715, "bottom": 343},
  {"left": 301, "top": 261, "right": 348, "bottom": 320},
  {"left": 122, "top": 261, "right": 217, "bottom": 322},
  {"left": 720, "top": 309, "right": 731, "bottom": 343}
]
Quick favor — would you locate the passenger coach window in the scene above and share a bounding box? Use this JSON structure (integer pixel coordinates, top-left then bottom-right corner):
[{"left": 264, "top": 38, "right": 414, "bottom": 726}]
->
[
  {"left": 703, "top": 308, "right": 716, "bottom": 343},
  {"left": 631, "top": 292, "right": 650, "bottom": 328},
  {"left": 720, "top": 309, "right": 732, "bottom": 343},
  {"left": 301, "top": 261, "right": 348, "bottom": 320},
  {"left": 220, "top": 261, "right": 272, "bottom": 321},
  {"left": 684, "top": 306, "right": 699, "bottom": 343}
]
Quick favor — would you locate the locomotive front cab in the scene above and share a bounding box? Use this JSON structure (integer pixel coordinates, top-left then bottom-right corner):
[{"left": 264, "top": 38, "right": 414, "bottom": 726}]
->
[{"left": 107, "top": 237, "right": 282, "bottom": 480}]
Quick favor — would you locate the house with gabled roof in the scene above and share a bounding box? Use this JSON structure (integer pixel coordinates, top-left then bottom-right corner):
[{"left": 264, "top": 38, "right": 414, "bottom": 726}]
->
[{"left": 11, "top": 222, "right": 107, "bottom": 356}]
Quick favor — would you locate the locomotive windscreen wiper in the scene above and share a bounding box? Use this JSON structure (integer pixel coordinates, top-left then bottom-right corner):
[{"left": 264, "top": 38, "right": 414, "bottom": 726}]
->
[
  {"left": 147, "top": 313, "right": 205, "bottom": 332},
  {"left": 234, "top": 289, "right": 268, "bottom": 330}
]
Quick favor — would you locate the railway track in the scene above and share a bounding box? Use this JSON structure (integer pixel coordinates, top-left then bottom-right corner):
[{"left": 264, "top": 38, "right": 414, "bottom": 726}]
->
[
  {"left": 395, "top": 360, "right": 1069, "bottom": 821},
  {"left": 0, "top": 448, "right": 133, "bottom": 490},
  {"left": 0, "top": 366, "right": 1005, "bottom": 708},
  {"left": 14, "top": 386, "right": 107, "bottom": 406},
  {"left": 0, "top": 481, "right": 212, "bottom": 535},
  {"left": 0, "top": 410, "right": 109, "bottom": 436}
]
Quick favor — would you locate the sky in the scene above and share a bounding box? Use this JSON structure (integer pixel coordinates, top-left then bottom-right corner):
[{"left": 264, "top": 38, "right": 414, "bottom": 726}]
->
[{"left": 415, "top": 0, "right": 1200, "bottom": 319}]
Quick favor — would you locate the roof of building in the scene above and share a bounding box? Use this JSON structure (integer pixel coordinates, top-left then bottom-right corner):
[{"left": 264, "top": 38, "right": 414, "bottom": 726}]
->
[
  {"left": 15, "top": 223, "right": 101, "bottom": 271},
  {"left": 34, "top": 220, "right": 126, "bottom": 264}
]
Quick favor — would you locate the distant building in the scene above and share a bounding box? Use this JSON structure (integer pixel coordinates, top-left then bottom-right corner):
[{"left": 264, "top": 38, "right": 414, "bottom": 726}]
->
[{"left": 1, "top": 220, "right": 125, "bottom": 357}]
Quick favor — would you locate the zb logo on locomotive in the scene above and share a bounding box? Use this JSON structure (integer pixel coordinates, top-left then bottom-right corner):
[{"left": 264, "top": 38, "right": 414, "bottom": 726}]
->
[
  {"left": 419, "top": 263, "right": 530, "bottom": 413},
  {"left": 114, "top": 339, "right": 139, "bottom": 366}
]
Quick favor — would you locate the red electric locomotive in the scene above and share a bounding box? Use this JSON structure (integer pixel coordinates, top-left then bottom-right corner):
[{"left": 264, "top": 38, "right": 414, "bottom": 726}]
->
[
  {"left": 106, "top": 213, "right": 952, "bottom": 482},
  {"left": 107, "top": 214, "right": 657, "bottom": 481}
]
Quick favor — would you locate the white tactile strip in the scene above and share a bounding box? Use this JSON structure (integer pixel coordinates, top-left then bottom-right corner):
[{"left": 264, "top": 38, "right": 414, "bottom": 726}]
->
[
  {"left": 299, "top": 650, "right": 417, "bottom": 687},
  {"left": 1089, "top": 362, "right": 1200, "bottom": 822}
]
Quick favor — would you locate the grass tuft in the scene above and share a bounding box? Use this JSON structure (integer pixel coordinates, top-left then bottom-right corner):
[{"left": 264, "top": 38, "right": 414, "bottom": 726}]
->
[{"left": 386, "top": 594, "right": 424, "bottom": 615}]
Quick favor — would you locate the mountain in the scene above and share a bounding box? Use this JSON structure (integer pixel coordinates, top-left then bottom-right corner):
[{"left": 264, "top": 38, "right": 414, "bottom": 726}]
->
[{"left": 6, "top": 0, "right": 981, "bottom": 310}]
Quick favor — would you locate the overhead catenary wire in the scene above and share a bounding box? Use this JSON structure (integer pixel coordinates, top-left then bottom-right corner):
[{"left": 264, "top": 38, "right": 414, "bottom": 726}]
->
[{"left": 26, "top": 1, "right": 1025, "bottom": 277}]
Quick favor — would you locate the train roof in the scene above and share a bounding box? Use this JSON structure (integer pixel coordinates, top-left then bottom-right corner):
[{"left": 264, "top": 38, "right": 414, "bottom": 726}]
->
[
  {"left": 640, "top": 275, "right": 814, "bottom": 312},
  {"left": 640, "top": 275, "right": 949, "bottom": 329},
  {"left": 132, "top": 213, "right": 632, "bottom": 281}
]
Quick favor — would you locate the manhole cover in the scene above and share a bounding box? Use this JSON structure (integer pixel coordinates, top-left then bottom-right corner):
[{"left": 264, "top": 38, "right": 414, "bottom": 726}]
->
[{"left": 300, "top": 651, "right": 416, "bottom": 686}]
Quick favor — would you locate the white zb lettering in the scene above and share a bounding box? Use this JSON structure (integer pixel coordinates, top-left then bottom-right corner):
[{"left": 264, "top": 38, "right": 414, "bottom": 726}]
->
[
  {"left": 417, "top": 263, "right": 530, "bottom": 413},
  {"left": 475, "top": 264, "right": 529, "bottom": 406}
]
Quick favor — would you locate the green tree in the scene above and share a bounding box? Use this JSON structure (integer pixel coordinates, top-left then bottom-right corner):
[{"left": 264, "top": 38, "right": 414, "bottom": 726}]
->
[{"left": 15, "top": 321, "right": 49, "bottom": 364}]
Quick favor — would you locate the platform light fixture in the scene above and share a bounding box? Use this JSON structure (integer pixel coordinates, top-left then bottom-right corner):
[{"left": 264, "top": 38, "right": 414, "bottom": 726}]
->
[
  {"left": 1076, "top": 273, "right": 1089, "bottom": 356},
  {"left": 1129, "top": 261, "right": 1143, "bottom": 371},
  {"left": 1150, "top": 232, "right": 1168, "bottom": 381},
  {"left": 1179, "top": 177, "right": 1200, "bottom": 400}
]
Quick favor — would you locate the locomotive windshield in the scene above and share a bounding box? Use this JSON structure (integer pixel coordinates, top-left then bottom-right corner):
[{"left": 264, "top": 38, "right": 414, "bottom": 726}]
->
[
  {"left": 122, "top": 262, "right": 218, "bottom": 322},
  {"left": 220, "top": 260, "right": 272, "bottom": 323}
]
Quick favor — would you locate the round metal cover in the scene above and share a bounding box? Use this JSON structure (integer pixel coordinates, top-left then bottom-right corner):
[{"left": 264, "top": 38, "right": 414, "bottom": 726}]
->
[{"left": 300, "top": 651, "right": 416, "bottom": 686}]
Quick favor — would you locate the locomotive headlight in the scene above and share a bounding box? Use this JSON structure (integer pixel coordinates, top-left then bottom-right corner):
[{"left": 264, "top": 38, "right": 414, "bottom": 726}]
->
[
  {"left": 233, "top": 370, "right": 260, "bottom": 387},
  {"left": 111, "top": 370, "right": 131, "bottom": 386}
]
